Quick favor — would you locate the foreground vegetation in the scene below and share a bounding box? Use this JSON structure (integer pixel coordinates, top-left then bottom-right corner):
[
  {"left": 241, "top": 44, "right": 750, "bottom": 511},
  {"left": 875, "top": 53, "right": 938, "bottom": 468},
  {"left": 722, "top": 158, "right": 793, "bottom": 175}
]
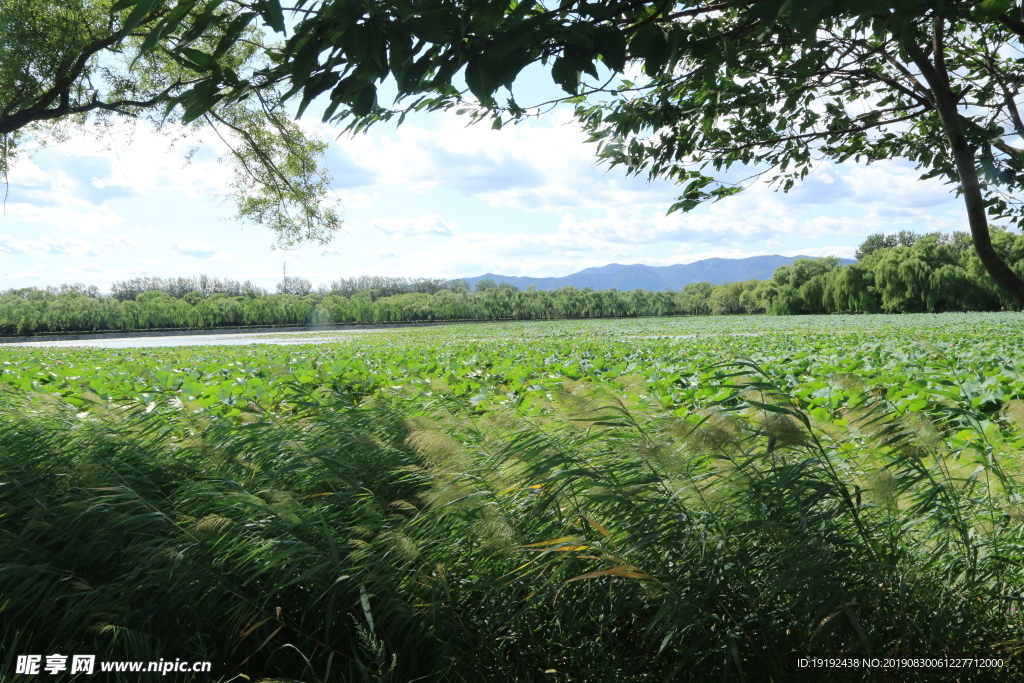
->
[{"left": 3, "top": 314, "right": 1024, "bottom": 681}]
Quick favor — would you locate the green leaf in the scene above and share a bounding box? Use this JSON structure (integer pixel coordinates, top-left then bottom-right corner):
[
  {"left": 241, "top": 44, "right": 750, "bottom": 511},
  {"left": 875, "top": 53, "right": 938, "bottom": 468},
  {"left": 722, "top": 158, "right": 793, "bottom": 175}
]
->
[
  {"left": 213, "top": 12, "right": 258, "bottom": 59},
  {"left": 178, "top": 47, "right": 219, "bottom": 72},
  {"left": 551, "top": 55, "right": 579, "bottom": 94},
  {"left": 119, "top": 0, "right": 161, "bottom": 37},
  {"left": 593, "top": 26, "right": 627, "bottom": 73},
  {"left": 351, "top": 84, "right": 377, "bottom": 116},
  {"left": 256, "top": 0, "right": 286, "bottom": 33}
]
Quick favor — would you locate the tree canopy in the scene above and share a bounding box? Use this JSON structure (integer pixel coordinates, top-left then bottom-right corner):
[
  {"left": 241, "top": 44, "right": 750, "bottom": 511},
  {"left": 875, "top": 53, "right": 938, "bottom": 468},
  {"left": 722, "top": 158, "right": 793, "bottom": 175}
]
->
[
  {"left": 12, "top": 1, "right": 1024, "bottom": 304},
  {"left": 752, "top": 227, "right": 1024, "bottom": 314},
  {"left": 0, "top": 0, "right": 341, "bottom": 247}
]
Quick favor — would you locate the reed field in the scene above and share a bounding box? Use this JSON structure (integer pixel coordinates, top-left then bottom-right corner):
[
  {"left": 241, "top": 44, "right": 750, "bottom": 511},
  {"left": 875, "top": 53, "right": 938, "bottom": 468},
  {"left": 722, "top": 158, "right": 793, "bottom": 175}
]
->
[{"left": 3, "top": 313, "right": 1024, "bottom": 682}]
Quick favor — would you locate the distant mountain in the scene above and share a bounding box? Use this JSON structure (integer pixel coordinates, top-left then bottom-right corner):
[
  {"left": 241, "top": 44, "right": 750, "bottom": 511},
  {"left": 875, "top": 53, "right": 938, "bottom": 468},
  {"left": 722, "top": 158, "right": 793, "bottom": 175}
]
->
[{"left": 462, "top": 254, "right": 854, "bottom": 292}]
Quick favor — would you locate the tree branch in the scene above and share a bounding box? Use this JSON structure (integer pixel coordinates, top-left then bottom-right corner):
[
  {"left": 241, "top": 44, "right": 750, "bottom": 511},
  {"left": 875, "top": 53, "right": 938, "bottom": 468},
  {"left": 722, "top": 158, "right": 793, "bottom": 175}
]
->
[
  {"left": 0, "top": 81, "right": 190, "bottom": 135},
  {"left": 695, "top": 110, "right": 926, "bottom": 155},
  {"left": 204, "top": 109, "right": 298, "bottom": 198},
  {"left": 999, "top": 13, "right": 1024, "bottom": 41},
  {"left": 906, "top": 22, "right": 1024, "bottom": 305}
]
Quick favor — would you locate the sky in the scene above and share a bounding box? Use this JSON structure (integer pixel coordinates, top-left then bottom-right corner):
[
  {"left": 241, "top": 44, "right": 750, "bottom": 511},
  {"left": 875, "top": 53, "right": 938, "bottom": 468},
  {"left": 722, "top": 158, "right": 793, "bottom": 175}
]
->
[{"left": 0, "top": 69, "right": 969, "bottom": 293}]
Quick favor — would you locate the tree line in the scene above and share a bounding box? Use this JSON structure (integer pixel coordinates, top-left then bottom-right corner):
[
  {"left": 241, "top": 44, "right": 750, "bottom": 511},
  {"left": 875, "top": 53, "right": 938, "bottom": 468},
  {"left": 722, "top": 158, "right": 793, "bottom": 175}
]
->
[
  {"left": 0, "top": 281, "right": 726, "bottom": 336},
  {"left": 2, "top": 229, "right": 1022, "bottom": 336},
  {"left": 103, "top": 274, "right": 474, "bottom": 301},
  {"left": 753, "top": 228, "right": 1024, "bottom": 315},
  {"left": 669, "top": 228, "right": 1023, "bottom": 316}
]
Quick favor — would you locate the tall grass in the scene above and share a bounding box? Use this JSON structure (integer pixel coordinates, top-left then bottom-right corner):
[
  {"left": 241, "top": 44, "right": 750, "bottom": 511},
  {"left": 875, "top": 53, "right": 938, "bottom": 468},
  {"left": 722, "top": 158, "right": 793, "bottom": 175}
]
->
[{"left": 2, "top": 366, "right": 1023, "bottom": 681}]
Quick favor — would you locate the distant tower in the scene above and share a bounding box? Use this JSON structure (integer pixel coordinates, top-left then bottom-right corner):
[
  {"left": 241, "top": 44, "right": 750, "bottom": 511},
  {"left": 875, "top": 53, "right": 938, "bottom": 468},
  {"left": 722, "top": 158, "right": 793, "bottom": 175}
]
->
[{"left": 283, "top": 260, "right": 287, "bottom": 280}]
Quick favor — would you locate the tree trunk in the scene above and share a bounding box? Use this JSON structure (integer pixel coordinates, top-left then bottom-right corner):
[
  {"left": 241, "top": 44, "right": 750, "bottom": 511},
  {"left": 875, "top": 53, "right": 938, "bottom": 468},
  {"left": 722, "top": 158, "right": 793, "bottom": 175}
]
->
[
  {"left": 909, "top": 23, "right": 1024, "bottom": 306},
  {"left": 941, "top": 110, "right": 1024, "bottom": 305}
]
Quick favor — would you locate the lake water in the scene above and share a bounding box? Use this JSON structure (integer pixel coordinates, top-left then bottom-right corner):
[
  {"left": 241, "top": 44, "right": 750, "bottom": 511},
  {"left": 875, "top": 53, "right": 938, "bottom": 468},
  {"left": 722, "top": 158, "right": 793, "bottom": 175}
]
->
[{"left": 2, "top": 329, "right": 380, "bottom": 349}]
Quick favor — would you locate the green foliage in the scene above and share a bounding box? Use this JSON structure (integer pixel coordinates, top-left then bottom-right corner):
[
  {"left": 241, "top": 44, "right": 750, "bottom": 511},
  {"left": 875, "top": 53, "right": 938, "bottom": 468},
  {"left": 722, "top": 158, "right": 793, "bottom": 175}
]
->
[
  {"left": 109, "top": 275, "right": 266, "bottom": 301},
  {"left": 751, "top": 257, "right": 843, "bottom": 315},
  {"left": 708, "top": 279, "right": 760, "bottom": 315},
  {"left": 114, "top": 0, "right": 1024, "bottom": 300},
  {"left": 217, "top": 104, "right": 342, "bottom": 248},
  {"left": 755, "top": 230, "right": 1024, "bottom": 315},
  {"left": 16, "top": 0, "right": 1024, "bottom": 298},
  {"left": 0, "top": 0, "right": 341, "bottom": 247},
  {"left": 6, "top": 230, "right": 1024, "bottom": 337},
  {"left": 4, "top": 314, "right": 1024, "bottom": 680},
  {"left": 855, "top": 231, "right": 929, "bottom": 260},
  {"left": 3, "top": 312, "right": 1024, "bottom": 431},
  {"left": 0, "top": 281, "right": 758, "bottom": 337}
]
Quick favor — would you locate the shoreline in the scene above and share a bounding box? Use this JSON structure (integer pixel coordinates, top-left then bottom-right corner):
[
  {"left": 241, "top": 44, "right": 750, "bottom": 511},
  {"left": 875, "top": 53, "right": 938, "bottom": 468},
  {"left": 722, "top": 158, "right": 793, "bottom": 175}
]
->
[{"left": 0, "top": 320, "right": 486, "bottom": 344}]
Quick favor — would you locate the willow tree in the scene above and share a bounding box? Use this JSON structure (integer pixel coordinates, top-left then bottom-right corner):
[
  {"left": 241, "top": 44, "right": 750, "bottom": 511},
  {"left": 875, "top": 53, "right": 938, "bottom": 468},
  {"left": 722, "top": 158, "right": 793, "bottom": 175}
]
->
[
  {"left": 0, "top": 0, "right": 340, "bottom": 247},
  {"left": 36, "top": 1, "right": 1024, "bottom": 301}
]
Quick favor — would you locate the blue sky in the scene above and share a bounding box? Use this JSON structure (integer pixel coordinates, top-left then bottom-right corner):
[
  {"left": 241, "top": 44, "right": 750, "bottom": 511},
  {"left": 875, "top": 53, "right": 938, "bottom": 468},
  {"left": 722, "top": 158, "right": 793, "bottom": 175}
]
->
[{"left": 0, "top": 73, "right": 968, "bottom": 292}]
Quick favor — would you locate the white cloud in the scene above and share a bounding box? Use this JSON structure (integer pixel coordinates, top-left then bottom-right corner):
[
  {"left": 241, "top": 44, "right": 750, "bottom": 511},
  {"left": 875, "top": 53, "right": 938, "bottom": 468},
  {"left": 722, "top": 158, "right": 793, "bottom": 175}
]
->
[
  {"left": 0, "top": 235, "right": 33, "bottom": 255},
  {"left": 0, "top": 270, "right": 45, "bottom": 281},
  {"left": 99, "top": 234, "right": 143, "bottom": 248},
  {"left": 62, "top": 264, "right": 110, "bottom": 275},
  {"left": 37, "top": 239, "right": 102, "bottom": 257},
  {"left": 0, "top": 104, "right": 972, "bottom": 292},
  {"left": 169, "top": 240, "right": 218, "bottom": 258},
  {"left": 309, "top": 110, "right": 680, "bottom": 214},
  {"left": 309, "top": 110, "right": 963, "bottom": 263},
  {"left": 373, "top": 215, "right": 455, "bottom": 237},
  {"left": 334, "top": 190, "right": 376, "bottom": 210},
  {"left": 58, "top": 264, "right": 155, "bottom": 283},
  {"left": 5, "top": 120, "right": 236, "bottom": 221},
  {"left": 2, "top": 201, "right": 121, "bottom": 235},
  {"left": 0, "top": 235, "right": 101, "bottom": 257}
]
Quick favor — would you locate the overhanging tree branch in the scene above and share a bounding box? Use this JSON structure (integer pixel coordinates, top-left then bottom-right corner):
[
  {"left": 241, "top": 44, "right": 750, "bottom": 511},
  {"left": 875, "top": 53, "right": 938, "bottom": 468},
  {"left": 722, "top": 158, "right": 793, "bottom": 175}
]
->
[
  {"left": 0, "top": 0, "right": 341, "bottom": 247},
  {"left": 906, "top": 21, "right": 1024, "bottom": 304}
]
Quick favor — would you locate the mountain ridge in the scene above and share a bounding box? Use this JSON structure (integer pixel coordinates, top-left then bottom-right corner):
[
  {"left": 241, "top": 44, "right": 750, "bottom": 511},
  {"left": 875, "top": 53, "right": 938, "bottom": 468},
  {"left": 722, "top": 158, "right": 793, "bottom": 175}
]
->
[{"left": 462, "top": 254, "right": 854, "bottom": 292}]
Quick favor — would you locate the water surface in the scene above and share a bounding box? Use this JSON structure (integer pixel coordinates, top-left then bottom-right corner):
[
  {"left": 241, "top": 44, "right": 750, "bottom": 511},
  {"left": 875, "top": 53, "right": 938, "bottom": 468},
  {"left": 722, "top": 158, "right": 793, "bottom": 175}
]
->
[{"left": 4, "top": 329, "right": 378, "bottom": 349}]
